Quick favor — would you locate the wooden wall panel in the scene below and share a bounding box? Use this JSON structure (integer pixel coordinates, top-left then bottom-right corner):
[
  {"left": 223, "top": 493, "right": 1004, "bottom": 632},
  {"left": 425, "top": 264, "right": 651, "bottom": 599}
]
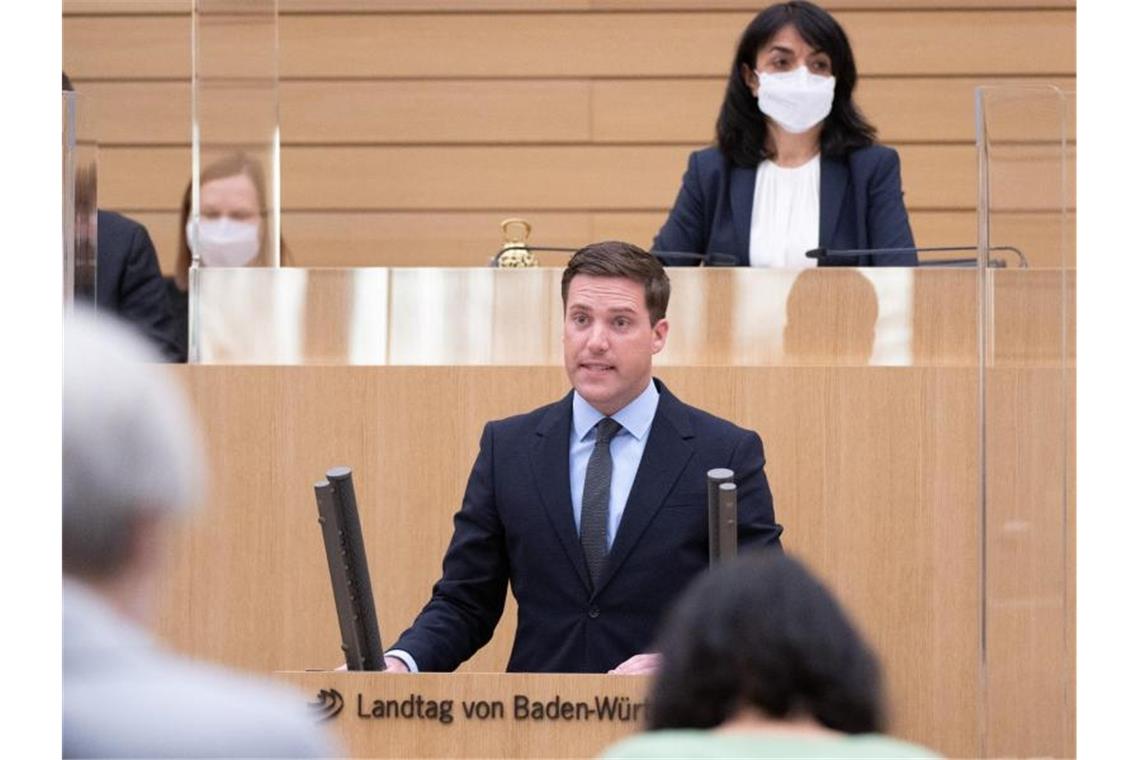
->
[
  {"left": 274, "top": 12, "right": 1076, "bottom": 79},
  {"left": 65, "top": 0, "right": 1075, "bottom": 12},
  {"left": 277, "top": 672, "right": 649, "bottom": 759},
  {"left": 96, "top": 141, "right": 1074, "bottom": 219},
  {"left": 73, "top": 76, "right": 1076, "bottom": 146},
  {"left": 65, "top": 10, "right": 1074, "bottom": 80},
  {"left": 98, "top": 143, "right": 985, "bottom": 211},
  {"left": 64, "top": 15, "right": 189, "bottom": 79},
  {"left": 164, "top": 364, "right": 987, "bottom": 757}
]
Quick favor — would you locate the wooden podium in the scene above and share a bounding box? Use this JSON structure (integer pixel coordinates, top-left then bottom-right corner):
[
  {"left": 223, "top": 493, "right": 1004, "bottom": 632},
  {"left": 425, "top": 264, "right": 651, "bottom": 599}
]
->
[
  {"left": 275, "top": 672, "right": 649, "bottom": 758},
  {"left": 157, "top": 267, "right": 1072, "bottom": 758}
]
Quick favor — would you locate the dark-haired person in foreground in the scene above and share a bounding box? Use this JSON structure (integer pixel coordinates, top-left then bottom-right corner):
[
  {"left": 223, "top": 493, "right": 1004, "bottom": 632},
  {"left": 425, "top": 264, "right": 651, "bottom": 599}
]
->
[
  {"left": 603, "top": 554, "right": 940, "bottom": 758},
  {"left": 653, "top": 1, "right": 915, "bottom": 268},
  {"left": 385, "top": 241, "right": 783, "bottom": 674}
]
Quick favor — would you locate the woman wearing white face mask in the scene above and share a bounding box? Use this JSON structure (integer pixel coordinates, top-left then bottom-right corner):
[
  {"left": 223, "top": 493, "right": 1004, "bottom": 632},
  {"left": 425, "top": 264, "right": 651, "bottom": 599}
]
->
[
  {"left": 167, "top": 153, "right": 292, "bottom": 361},
  {"left": 653, "top": 1, "right": 916, "bottom": 269}
]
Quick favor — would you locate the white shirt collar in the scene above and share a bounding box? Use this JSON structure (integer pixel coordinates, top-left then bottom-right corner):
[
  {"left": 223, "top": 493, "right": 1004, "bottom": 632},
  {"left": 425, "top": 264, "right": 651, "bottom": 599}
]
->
[{"left": 572, "top": 379, "right": 659, "bottom": 443}]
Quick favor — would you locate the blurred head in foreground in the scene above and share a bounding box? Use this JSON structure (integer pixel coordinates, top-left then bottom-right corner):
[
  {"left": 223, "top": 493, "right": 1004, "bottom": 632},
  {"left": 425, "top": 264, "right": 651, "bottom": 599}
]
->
[
  {"left": 63, "top": 308, "right": 204, "bottom": 620},
  {"left": 63, "top": 309, "right": 335, "bottom": 758},
  {"left": 648, "top": 553, "right": 884, "bottom": 733}
]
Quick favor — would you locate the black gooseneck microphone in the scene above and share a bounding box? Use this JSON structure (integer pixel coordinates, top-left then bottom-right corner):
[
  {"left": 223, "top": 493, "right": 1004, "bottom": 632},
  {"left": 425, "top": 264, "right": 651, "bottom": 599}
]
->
[{"left": 805, "top": 245, "right": 1028, "bottom": 268}]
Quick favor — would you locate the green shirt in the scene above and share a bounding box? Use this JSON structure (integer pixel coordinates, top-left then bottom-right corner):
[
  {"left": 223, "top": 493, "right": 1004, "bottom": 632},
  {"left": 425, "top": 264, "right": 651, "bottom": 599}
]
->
[{"left": 602, "top": 729, "right": 941, "bottom": 759}]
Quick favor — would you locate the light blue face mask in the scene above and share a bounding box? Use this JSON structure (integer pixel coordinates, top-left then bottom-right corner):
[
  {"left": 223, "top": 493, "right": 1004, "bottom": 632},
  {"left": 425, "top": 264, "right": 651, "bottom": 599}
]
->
[{"left": 755, "top": 65, "right": 836, "bottom": 133}]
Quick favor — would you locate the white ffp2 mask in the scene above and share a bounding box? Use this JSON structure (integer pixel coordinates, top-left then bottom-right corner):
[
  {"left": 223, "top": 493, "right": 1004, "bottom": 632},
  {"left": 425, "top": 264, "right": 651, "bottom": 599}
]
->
[
  {"left": 186, "top": 218, "right": 260, "bottom": 267},
  {"left": 756, "top": 66, "right": 836, "bottom": 134}
]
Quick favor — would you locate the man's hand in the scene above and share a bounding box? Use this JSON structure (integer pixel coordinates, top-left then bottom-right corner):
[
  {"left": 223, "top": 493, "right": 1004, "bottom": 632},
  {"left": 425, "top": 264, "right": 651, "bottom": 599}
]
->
[
  {"left": 608, "top": 653, "right": 661, "bottom": 675},
  {"left": 333, "top": 656, "right": 409, "bottom": 672}
]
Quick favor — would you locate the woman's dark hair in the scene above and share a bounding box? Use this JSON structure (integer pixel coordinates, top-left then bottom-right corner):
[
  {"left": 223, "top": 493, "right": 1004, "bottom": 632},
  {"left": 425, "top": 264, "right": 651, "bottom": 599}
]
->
[
  {"left": 716, "top": 1, "right": 877, "bottom": 167},
  {"left": 647, "top": 553, "right": 886, "bottom": 734}
]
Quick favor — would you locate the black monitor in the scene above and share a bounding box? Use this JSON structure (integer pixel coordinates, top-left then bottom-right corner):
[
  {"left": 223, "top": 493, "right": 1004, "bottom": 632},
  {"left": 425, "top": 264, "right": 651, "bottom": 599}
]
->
[{"left": 314, "top": 466, "right": 386, "bottom": 671}]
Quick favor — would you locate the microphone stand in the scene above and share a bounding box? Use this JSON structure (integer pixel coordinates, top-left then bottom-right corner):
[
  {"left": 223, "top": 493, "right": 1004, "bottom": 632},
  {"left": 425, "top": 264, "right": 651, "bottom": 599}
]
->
[{"left": 806, "top": 245, "right": 1028, "bottom": 269}]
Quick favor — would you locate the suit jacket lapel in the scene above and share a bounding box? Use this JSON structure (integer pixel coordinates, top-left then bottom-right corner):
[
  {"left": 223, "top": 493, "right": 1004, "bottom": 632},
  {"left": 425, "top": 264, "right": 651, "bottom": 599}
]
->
[
  {"left": 594, "top": 381, "right": 694, "bottom": 597},
  {"left": 819, "top": 156, "right": 848, "bottom": 249},
  {"left": 728, "top": 164, "right": 757, "bottom": 266},
  {"left": 530, "top": 392, "right": 592, "bottom": 593}
]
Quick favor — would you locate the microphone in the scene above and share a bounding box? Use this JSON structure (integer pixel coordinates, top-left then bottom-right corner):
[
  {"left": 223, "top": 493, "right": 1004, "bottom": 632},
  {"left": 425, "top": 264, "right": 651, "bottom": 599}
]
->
[
  {"left": 706, "top": 468, "right": 735, "bottom": 566},
  {"left": 805, "top": 245, "right": 1027, "bottom": 268},
  {"left": 651, "top": 250, "right": 738, "bottom": 267}
]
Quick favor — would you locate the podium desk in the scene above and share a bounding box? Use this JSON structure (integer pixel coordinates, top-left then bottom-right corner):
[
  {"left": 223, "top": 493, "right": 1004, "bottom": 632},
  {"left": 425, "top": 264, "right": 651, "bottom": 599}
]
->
[
  {"left": 275, "top": 672, "right": 649, "bottom": 758},
  {"left": 163, "top": 267, "right": 1072, "bottom": 757}
]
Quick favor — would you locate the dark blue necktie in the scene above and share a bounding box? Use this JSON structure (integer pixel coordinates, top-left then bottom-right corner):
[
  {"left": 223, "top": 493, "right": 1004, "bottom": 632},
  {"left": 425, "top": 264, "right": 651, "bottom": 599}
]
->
[{"left": 580, "top": 417, "right": 622, "bottom": 588}]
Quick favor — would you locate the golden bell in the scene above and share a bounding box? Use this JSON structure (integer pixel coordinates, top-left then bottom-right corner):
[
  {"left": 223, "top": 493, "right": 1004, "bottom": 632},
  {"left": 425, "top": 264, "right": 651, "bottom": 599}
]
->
[{"left": 498, "top": 218, "right": 537, "bottom": 268}]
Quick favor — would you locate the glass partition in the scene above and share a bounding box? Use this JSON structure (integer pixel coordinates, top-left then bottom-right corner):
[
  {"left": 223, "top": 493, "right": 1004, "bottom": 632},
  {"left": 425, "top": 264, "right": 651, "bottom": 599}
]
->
[
  {"left": 62, "top": 90, "right": 97, "bottom": 309},
  {"left": 976, "top": 84, "right": 1072, "bottom": 757},
  {"left": 189, "top": 0, "right": 281, "bottom": 359},
  {"left": 191, "top": 267, "right": 987, "bottom": 369}
]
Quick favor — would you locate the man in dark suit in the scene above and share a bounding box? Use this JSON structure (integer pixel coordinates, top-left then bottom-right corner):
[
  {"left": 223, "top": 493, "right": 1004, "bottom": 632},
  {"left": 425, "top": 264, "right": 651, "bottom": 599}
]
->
[
  {"left": 386, "top": 241, "right": 783, "bottom": 674},
  {"left": 64, "top": 73, "right": 182, "bottom": 361},
  {"left": 93, "top": 210, "right": 183, "bottom": 362}
]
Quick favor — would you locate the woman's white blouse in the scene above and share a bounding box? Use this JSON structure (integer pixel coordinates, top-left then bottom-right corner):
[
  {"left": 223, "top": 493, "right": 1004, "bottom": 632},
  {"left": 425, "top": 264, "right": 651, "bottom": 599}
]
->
[{"left": 748, "top": 154, "right": 821, "bottom": 269}]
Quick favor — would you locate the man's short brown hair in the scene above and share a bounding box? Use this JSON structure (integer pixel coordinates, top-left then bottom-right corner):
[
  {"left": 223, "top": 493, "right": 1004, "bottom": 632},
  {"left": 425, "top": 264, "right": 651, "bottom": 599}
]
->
[{"left": 561, "top": 241, "right": 671, "bottom": 324}]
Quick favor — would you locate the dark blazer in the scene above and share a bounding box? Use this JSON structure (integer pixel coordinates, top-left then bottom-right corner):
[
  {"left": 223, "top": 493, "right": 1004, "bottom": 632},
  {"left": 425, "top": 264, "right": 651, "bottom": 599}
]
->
[
  {"left": 653, "top": 145, "right": 916, "bottom": 267},
  {"left": 94, "top": 210, "right": 183, "bottom": 361},
  {"left": 391, "top": 379, "right": 783, "bottom": 673}
]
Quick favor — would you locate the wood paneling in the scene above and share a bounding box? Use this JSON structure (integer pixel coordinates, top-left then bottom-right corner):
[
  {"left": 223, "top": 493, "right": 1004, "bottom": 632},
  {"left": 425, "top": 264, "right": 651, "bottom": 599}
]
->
[
  {"left": 593, "top": 0, "right": 1071, "bottom": 7},
  {"left": 984, "top": 369, "right": 1069, "bottom": 757},
  {"left": 97, "top": 143, "right": 981, "bottom": 211},
  {"left": 63, "top": 1, "right": 596, "bottom": 12},
  {"left": 66, "top": 1, "right": 1076, "bottom": 12},
  {"left": 73, "top": 76, "right": 1076, "bottom": 146},
  {"left": 276, "top": 672, "right": 650, "bottom": 758},
  {"left": 64, "top": 10, "right": 1074, "bottom": 80},
  {"left": 164, "top": 364, "right": 986, "bottom": 757}
]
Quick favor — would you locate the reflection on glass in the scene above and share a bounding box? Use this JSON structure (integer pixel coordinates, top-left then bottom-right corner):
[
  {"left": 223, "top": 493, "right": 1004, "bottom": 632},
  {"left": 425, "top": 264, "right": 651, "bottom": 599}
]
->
[
  {"left": 191, "top": 0, "right": 280, "bottom": 269},
  {"left": 864, "top": 269, "right": 914, "bottom": 366},
  {"left": 187, "top": 267, "right": 1005, "bottom": 368},
  {"left": 348, "top": 270, "right": 390, "bottom": 365},
  {"left": 783, "top": 269, "right": 878, "bottom": 365},
  {"left": 728, "top": 268, "right": 794, "bottom": 365},
  {"left": 388, "top": 269, "right": 496, "bottom": 365},
  {"left": 194, "top": 267, "right": 306, "bottom": 364},
  {"left": 976, "top": 84, "right": 1070, "bottom": 757},
  {"left": 189, "top": 0, "right": 281, "bottom": 362},
  {"left": 62, "top": 91, "right": 97, "bottom": 308}
]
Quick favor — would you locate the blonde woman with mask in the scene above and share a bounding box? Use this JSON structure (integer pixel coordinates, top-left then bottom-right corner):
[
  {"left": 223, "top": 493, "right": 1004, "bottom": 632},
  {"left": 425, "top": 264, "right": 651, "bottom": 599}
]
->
[{"left": 167, "top": 153, "right": 293, "bottom": 361}]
